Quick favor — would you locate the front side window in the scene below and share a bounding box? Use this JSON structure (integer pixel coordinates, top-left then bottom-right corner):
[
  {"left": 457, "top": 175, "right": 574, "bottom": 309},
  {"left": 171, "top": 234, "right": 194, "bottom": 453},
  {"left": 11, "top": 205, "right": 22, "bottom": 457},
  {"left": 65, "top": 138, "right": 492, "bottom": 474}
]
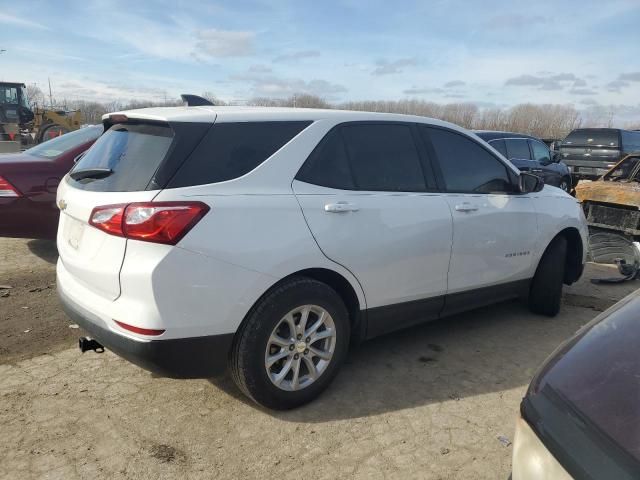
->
[
  {"left": 296, "top": 123, "right": 428, "bottom": 192},
  {"left": 423, "top": 127, "right": 514, "bottom": 194},
  {"left": 505, "top": 139, "right": 532, "bottom": 160},
  {"left": 530, "top": 140, "right": 551, "bottom": 163}
]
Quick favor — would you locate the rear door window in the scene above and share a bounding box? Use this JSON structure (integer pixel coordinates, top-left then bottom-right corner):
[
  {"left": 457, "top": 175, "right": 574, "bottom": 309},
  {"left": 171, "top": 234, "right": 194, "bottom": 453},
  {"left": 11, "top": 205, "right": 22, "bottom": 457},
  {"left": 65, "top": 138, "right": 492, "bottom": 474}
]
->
[
  {"left": 296, "top": 123, "right": 428, "bottom": 192},
  {"left": 505, "top": 139, "right": 532, "bottom": 160},
  {"left": 341, "top": 123, "right": 426, "bottom": 192},
  {"left": 168, "top": 121, "right": 311, "bottom": 187},
  {"left": 295, "top": 129, "right": 355, "bottom": 190},
  {"left": 423, "top": 127, "right": 514, "bottom": 193},
  {"left": 69, "top": 123, "right": 174, "bottom": 192}
]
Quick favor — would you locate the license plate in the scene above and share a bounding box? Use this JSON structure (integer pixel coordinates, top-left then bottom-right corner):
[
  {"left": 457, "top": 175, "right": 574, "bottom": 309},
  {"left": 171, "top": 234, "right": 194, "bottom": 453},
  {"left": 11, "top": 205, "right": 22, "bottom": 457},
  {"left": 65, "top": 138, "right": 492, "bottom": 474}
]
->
[{"left": 65, "top": 216, "right": 85, "bottom": 250}]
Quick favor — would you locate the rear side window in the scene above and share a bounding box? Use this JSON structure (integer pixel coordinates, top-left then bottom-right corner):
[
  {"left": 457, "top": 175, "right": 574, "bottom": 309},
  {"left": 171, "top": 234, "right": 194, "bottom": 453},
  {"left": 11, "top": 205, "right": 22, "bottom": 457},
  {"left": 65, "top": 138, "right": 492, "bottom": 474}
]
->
[
  {"left": 505, "top": 139, "right": 532, "bottom": 160},
  {"left": 564, "top": 129, "right": 620, "bottom": 148},
  {"left": 70, "top": 123, "right": 174, "bottom": 192},
  {"left": 423, "top": 127, "right": 514, "bottom": 193},
  {"left": 169, "top": 121, "right": 311, "bottom": 187},
  {"left": 489, "top": 139, "right": 508, "bottom": 157}
]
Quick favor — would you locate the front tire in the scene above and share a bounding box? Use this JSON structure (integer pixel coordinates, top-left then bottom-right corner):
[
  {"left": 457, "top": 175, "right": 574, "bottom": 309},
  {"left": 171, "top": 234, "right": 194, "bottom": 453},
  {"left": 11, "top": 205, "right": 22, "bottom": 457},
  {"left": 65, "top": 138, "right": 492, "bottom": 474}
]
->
[
  {"left": 230, "top": 277, "right": 350, "bottom": 410},
  {"left": 529, "top": 236, "right": 567, "bottom": 316}
]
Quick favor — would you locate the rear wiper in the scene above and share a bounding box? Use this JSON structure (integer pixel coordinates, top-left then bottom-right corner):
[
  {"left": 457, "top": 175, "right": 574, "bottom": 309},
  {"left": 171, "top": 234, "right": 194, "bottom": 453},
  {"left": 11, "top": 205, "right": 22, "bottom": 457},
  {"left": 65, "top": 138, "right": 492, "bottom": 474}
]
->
[{"left": 69, "top": 168, "right": 113, "bottom": 181}]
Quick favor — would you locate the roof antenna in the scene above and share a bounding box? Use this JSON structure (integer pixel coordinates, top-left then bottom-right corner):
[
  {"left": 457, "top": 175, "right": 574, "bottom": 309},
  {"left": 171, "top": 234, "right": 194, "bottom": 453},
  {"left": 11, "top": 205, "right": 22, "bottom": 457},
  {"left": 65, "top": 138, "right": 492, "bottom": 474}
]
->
[{"left": 181, "top": 94, "right": 214, "bottom": 107}]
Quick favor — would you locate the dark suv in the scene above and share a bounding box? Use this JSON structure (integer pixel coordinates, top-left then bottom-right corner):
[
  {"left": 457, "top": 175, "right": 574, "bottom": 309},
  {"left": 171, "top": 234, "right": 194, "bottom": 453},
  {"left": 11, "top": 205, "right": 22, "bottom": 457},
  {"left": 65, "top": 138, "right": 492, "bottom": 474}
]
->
[
  {"left": 560, "top": 128, "right": 640, "bottom": 181},
  {"left": 475, "top": 131, "right": 572, "bottom": 192}
]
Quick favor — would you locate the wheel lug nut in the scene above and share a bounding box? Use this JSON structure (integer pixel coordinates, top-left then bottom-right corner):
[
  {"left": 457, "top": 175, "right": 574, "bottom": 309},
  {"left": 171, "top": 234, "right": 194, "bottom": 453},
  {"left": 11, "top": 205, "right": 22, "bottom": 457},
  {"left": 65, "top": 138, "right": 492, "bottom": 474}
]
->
[
  {"left": 304, "top": 349, "right": 309, "bottom": 355},
  {"left": 289, "top": 345, "right": 294, "bottom": 351},
  {"left": 305, "top": 337, "right": 310, "bottom": 343},
  {"left": 297, "top": 334, "right": 302, "bottom": 340},
  {"left": 294, "top": 354, "right": 299, "bottom": 359}
]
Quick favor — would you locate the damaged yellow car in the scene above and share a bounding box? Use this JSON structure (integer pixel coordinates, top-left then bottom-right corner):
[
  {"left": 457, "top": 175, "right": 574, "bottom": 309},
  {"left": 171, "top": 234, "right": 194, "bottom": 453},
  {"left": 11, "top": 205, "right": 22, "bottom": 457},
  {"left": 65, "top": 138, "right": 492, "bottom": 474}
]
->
[{"left": 576, "top": 153, "right": 640, "bottom": 278}]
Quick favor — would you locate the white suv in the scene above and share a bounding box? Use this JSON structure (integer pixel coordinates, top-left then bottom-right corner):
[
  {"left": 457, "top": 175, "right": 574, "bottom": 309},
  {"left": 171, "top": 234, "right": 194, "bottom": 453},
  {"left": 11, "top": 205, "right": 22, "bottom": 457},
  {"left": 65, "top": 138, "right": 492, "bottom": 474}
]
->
[{"left": 56, "top": 106, "right": 588, "bottom": 409}]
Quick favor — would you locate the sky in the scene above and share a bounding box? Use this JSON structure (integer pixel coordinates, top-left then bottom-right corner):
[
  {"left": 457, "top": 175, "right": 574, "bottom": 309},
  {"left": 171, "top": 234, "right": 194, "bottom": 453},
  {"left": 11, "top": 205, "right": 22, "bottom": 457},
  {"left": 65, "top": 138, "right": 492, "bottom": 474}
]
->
[{"left": 1, "top": 0, "right": 639, "bottom": 118}]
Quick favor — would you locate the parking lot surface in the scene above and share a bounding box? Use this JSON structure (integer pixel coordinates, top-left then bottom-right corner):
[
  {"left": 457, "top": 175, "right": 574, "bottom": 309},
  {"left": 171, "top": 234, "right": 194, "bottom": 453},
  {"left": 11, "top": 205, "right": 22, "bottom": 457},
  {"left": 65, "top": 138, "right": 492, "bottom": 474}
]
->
[{"left": 1, "top": 237, "right": 637, "bottom": 479}]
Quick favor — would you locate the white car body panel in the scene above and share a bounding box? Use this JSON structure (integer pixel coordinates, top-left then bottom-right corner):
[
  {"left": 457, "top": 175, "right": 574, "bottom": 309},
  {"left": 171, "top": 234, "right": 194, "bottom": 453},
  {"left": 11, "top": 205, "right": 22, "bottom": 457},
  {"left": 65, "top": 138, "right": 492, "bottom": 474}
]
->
[
  {"left": 56, "top": 178, "right": 159, "bottom": 300},
  {"left": 443, "top": 192, "right": 538, "bottom": 293},
  {"left": 292, "top": 180, "right": 453, "bottom": 307}
]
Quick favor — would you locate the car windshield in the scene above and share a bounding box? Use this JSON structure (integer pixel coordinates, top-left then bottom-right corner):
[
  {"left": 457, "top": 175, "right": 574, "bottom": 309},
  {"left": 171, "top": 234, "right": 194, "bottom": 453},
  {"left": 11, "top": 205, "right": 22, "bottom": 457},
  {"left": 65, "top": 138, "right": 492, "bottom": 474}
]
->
[{"left": 25, "top": 125, "right": 103, "bottom": 159}]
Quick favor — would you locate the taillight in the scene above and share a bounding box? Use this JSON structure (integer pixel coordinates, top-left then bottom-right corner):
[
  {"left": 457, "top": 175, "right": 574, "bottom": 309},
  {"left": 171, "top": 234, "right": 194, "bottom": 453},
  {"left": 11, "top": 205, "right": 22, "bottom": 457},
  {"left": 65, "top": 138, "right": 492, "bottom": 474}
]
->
[
  {"left": 89, "top": 202, "right": 209, "bottom": 245},
  {"left": 0, "top": 176, "right": 21, "bottom": 197}
]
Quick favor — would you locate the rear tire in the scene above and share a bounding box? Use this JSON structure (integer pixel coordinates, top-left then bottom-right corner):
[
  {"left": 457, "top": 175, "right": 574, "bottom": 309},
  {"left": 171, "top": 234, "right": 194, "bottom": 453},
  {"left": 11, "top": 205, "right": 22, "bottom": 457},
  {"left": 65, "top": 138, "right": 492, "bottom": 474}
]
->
[
  {"left": 230, "top": 277, "right": 350, "bottom": 410},
  {"left": 529, "top": 236, "right": 567, "bottom": 316}
]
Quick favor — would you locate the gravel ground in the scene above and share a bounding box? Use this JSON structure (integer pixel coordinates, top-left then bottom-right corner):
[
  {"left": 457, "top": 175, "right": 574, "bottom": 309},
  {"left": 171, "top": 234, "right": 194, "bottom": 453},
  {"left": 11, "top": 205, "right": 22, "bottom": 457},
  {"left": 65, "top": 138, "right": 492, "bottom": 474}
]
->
[{"left": 0, "top": 237, "right": 637, "bottom": 479}]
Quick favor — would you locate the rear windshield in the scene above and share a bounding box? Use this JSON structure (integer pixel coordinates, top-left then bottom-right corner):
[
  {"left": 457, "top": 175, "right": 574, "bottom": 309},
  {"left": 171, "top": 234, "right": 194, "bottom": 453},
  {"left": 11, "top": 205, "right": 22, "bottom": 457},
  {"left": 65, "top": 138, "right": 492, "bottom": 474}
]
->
[
  {"left": 26, "top": 125, "right": 103, "bottom": 159},
  {"left": 69, "top": 123, "right": 174, "bottom": 191},
  {"left": 563, "top": 129, "right": 620, "bottom": 148}
]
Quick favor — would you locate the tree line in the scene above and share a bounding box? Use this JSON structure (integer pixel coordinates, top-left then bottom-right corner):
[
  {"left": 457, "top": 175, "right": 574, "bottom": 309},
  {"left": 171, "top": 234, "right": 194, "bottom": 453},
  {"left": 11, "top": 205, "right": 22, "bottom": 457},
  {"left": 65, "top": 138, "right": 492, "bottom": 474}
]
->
[{"left": 26, "top": 85, "right": 637, "bottom": 139}]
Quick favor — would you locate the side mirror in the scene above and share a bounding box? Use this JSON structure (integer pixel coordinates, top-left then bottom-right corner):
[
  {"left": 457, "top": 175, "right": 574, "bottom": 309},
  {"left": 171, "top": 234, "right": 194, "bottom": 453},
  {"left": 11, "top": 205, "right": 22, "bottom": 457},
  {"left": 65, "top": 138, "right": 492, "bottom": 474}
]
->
[
  {"left": 73, "top": 152, "right": 86, "bottom": 164},
  {"left": 519, "top": 172, "right": 544, "bottom": 193},
  {"left": 551, "top": 151, "right": 561, "bottom": 163}
]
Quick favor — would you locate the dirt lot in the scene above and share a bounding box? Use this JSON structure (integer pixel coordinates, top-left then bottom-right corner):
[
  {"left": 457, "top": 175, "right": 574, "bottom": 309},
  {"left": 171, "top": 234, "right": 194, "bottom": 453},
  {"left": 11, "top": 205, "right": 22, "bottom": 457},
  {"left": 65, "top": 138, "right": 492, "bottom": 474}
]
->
[{"left": 1, "top": 237, "right": 638, "bottom": 480}]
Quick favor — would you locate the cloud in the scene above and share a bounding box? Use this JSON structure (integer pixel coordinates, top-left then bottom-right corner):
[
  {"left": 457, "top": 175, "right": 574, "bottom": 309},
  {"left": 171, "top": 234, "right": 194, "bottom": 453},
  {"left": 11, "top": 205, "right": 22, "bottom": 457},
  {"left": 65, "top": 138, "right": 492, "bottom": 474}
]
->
[
  {"left": 605, "top": 72, "right": 640, "bottom": 92},
  {"left": 486, "top": 14, "right": 548, "bottom": 29},
  {"left": 444, "top": 93, "right": 466, "bottom": 98},
  {"left": 505, "top": 73, "right": 586, "bottom": 91},
  {"left": 569, "top": 87, "right": 597, "bottom": 95},
  {"left": 273, "top": 50, "right": 321, "bottom": 63},
  {"left": 444, "top": 80, "right": 466, "bottom": 88},
  {"left": 579, "top": 98, "right": 599, "bottom": 106},
  {"left": 403, "top": 87, "right": 444, "bottom": 95},
  {"left": 619, "top": 72, "right": 640, "bottom": 82},
  {"left": 606, "top": 79, "right": 629, "bottom": 92},
  {"left": 194, "top": 29, "right": 254, "bottom": 57},
  {"left": 0, "top": 12, "right": 48, "bottom": 30},
  {"left": 248, "top": 64, "right": 272, "bottom": 73},
  {"left": 232, "top": 72, "right": 347, "bottom": 98},
  {"left": 372, "top": 58, "right": 417, "bottom": 76}
]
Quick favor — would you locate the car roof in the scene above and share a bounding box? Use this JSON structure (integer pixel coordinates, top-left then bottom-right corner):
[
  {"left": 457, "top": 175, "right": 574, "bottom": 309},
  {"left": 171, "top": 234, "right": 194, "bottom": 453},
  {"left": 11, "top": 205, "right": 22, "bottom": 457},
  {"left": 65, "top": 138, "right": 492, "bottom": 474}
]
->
[
  {"left": 103, "top": 105, "right": 466, "bottom": 131},
  {"left": 473, "top": 130, "right": 537, "bottom": 141}
]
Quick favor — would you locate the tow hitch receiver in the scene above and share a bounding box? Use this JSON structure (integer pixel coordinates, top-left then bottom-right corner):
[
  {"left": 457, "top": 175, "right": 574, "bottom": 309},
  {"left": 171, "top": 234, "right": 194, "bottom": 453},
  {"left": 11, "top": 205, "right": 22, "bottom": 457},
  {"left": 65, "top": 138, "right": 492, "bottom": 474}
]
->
[{"left": 78, "top": 337, "right": 104, "bottom": 353}]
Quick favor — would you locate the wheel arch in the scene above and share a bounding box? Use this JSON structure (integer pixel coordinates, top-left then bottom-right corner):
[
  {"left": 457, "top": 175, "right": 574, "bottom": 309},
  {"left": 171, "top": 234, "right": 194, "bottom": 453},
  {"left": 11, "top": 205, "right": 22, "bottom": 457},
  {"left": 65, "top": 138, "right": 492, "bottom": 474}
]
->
[
  {"left": 240, "top": 267, "right": 366, "bottom": 344},
  {"left": 554, "top": 227, "right": 584, "bottom": 285}
]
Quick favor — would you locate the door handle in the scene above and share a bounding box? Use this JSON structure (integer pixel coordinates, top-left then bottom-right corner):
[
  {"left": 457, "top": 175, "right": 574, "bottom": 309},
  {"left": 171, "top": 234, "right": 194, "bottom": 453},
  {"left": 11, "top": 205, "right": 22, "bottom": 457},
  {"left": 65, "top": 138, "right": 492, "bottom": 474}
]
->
[
  {"left": 324, "top": 202, "right": 359, "bottom": 213},
  {"left": 454, "top": 203, "right": 479, "bottom": 213}
]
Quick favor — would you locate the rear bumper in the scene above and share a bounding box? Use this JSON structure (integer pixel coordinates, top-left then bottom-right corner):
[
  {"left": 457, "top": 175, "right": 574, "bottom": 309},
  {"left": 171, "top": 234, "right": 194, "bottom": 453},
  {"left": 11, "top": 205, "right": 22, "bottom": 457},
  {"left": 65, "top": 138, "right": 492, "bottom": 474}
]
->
[{"left": 58, "top": 288, "right": 234, "bottom": 378}]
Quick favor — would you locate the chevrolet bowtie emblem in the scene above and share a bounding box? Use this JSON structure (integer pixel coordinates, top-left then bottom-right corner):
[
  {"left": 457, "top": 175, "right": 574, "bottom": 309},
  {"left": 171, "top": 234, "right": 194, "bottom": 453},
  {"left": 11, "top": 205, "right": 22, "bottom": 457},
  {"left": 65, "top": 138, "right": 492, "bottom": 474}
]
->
[{"left": 58, "top": 199, "right": 67, "bottom": 211}]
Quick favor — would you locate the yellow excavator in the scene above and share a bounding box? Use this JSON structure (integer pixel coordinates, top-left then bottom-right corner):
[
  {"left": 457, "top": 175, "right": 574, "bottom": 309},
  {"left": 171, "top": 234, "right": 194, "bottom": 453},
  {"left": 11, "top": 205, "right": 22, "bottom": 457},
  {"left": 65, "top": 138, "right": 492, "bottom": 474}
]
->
[{"left": 0, "top": 82, "right": 83, "bottom": 152}]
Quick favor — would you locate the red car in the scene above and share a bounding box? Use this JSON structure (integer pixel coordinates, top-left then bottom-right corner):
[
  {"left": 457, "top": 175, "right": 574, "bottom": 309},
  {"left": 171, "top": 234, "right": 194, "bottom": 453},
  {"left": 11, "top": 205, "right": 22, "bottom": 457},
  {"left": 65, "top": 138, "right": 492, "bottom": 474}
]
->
[{"left": 0, "top": 125, "right": 103, "bottom": 239}]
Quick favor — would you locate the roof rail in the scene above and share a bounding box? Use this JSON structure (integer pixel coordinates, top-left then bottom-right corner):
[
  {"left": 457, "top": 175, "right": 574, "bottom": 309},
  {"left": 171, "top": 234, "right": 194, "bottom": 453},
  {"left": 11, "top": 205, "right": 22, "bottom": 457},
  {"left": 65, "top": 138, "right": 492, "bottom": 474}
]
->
[{"left": 181, "top": 94, "right": 214, "bottom": 107}]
